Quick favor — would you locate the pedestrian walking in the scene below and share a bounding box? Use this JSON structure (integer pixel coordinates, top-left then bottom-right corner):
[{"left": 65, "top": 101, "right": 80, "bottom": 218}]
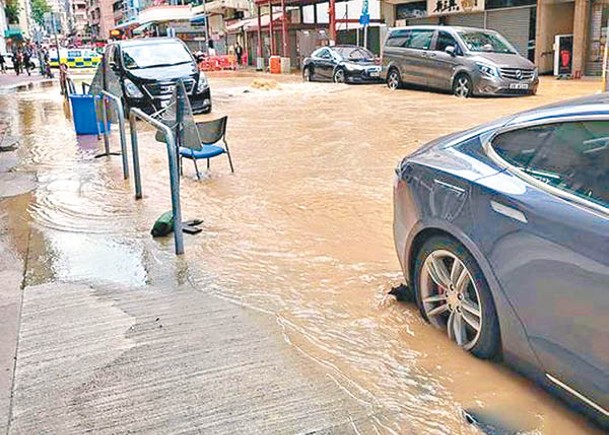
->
[
  {"left": 23, "top": 50, "right": 32, "bottom": 76},
  {"left": 0, "top": 53, "right": 6, "bottom": 73},
  {"left": 59, "top": 62, "right": 69, "bottom": 95},
  {"left": 235, "top": 42, "right": 243, "bottom": 66},
  {"left": 13, "top": 51, "right": 22, "bottom": 76}
]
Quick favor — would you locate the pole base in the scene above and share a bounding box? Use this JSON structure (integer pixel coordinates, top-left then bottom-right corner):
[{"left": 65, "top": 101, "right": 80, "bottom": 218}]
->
[{"left": 256, "top": 57, "right": 264, "bottom": 71}]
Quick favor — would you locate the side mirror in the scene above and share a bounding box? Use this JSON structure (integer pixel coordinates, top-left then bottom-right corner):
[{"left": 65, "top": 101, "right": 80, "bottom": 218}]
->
[
  {"left": 445, "top": 46, "right": 456, "bottom": 57},
  {"left": 108, "top": 61, "right": 118, "bottom": 70}
]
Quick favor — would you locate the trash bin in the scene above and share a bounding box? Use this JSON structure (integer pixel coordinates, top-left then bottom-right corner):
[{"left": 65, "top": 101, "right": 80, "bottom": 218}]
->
[
  {"left": 270, "top": 56, "right": 281, "bottom": 74},
  {"left": 69, "top": 94, "right": 109, "bottom": 135}
]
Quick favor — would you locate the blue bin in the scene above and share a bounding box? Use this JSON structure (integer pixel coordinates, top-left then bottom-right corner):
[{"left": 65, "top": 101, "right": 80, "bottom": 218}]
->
[{"left": 69, "top": 94, "right": 109, "bottom": 135}]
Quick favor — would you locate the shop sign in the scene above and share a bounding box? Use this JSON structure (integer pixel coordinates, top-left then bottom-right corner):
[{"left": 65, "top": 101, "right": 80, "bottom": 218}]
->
[{"left": 428, "top": 0, "right": 484, "bottom": 15}]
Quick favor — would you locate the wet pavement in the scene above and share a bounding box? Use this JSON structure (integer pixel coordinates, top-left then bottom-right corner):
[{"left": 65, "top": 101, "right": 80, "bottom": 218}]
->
[{"left": 0, "top": 74, "right": 605, "bottom": 434}]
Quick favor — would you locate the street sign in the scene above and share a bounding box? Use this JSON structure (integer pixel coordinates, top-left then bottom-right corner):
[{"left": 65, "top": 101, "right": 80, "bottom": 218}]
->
[{"left": 359, "top": 14, "right": 370, "bottom": 25}]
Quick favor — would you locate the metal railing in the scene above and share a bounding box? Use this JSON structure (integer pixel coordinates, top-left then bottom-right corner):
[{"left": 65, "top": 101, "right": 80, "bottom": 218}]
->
[
  {"left": 100, "top": 90, "right": 129, "bottom": 179},
  {"left": 129, "top": 107, "right": 184, "bottom": 255}
]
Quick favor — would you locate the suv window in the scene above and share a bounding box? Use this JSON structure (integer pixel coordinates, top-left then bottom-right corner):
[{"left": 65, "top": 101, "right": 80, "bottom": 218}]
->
[
  {"left": 492, "top": 121, "right": 609, "bottom": 208},
  {"left": 407, "top": 29, "right": 434, "bottom": 50},
  {"left": 385, "top": 29, "right": 411, "bottom": 48},
  {"left": 435, "top": 31, "right": 459, "bottom": 53}
]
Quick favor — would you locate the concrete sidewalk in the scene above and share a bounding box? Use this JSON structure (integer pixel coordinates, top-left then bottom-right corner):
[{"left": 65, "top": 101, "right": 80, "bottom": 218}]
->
[
  {"left": 0, "top": 72, "right": 54, "bottom": 91},
  {"left": 7, "top": 281, "right": 378, "bottom": 434}
]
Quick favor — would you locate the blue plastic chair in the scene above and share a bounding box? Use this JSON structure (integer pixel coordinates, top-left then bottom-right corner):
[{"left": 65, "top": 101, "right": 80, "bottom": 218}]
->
[{"left": 179, "top": 116, "right": 234, "bottom": 179}]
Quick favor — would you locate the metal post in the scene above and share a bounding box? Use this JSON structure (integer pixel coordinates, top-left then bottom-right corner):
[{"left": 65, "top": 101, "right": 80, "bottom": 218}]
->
[
  {"left": 281, "top": 0, "right": 287, "bottom": 58},
  {"left": 101, "top": 97, "right": 110, "bottom": 154},
  {"left": 202, "top": 0, "right": 209, "bottom": 51},
  {"left": 129, "top": 112, "right": 142, "bottom": 199},
  {"left": 102, "top": 90, "right": 129, "bottom": 179},
  {"left": 128, "top": 108, "right": 184, "bottom": 255},
  {"left": 603, "top": 18, "right": 609, "bottom": 92},
  {"left": 329, "top": 0, "right": 336, "bottom": 45},
  {"left": 269, "top": 2, "right": 275, "bottom": 56},
  {"left": 257, "top": 5, "right": 263, "bottom": 70},
  {"left": 363, "top": 24, "right": 368, "bottom": 49}
]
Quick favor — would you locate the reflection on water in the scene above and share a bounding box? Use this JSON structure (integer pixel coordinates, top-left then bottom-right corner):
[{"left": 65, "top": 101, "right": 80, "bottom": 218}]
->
[{"left": 2, "top": 78, "right": 603, "bottom": 434}]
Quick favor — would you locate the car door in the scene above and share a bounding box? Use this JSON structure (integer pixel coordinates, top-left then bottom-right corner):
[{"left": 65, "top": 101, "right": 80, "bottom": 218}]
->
[
  {"left": 316, "top": 48, "right": 337, "bottom": 81},
  {"left": 475, "top": 120, "right": 609, "bottom": 415},
  {"left": 403, "top": 28, "right": 435, "bottom": 86},
  {"left": 428, "top": 30, "right": 462, "bottom": 90}
]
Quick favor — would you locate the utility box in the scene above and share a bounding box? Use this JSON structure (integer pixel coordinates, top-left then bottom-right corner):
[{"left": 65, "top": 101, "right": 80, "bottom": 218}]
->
[
  {"left": 280, "top": 57, "right": 291, "bottom": 74},
  {"left": 256, "top": 57, "right": 264, "bottom": 71}
]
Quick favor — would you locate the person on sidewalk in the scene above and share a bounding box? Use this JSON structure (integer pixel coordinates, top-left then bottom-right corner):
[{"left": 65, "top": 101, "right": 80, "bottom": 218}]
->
[
  {"left": 235, "top": 43, "right": 243, "bottom": 66},
  {"left": 13, "top": 51, "right": 22, "bottom": 76},
  {"left": 0, "top": 53, "right": 6, "bottom": 73},
  {"left": 23, "top": 50, "right": 32, "bottom": 76}
]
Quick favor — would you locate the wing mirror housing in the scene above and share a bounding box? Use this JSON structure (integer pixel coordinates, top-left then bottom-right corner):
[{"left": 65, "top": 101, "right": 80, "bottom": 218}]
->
[{"left": 445, "top": 46, "right": 456, "bottom": 57}]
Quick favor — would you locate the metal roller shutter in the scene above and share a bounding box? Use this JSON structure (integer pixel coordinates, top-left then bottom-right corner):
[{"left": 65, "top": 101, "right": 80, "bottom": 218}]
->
[
  {"left": 486, "top": 8, "right": 531, "bottom": 57},
  {"left": 446, "top": 12, "right": 484, "bottom": 28}
]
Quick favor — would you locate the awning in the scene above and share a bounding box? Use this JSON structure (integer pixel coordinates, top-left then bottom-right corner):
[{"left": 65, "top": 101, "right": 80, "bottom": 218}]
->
[
  {"left": 225, "top": 17, "right": 255, "bottom": 32},
  {"left": 3, "top": 29, "right": 22, "bottom": 38},
  {"left": 243, "top": 13, "right": 285, "bottom": 31},
  {"left": 190, "top": 14, "right": 207, "bottom": 24},
  {"left": 113, "top": 20, "right": 139, "bottom": 29},
  {"left": 133, "top": 22, "right": 154, "bottom": 35}
]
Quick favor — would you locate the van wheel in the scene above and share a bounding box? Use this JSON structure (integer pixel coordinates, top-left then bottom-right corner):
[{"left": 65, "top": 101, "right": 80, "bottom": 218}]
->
[
  {"left": 387, "top": 68, "right": 401, "bottom": 90},
  {"left": 453, "top": 74, "right": 473, "bottom": 98}
]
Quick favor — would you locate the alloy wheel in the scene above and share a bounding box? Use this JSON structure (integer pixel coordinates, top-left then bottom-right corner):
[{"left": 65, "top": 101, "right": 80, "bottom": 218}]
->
[
  {"left": 303, "top": 68, "right": 311, "bottom": 82},
  {"left": 333, "top": 69, "right": 345, "bottom": 83},
  {"left": 419, "top": 249, "right": 483, "bottom": 350},
  {"left": 387, "top": 71, "right": 399, "bottom": 90},
  {"left": 454, "top": 76, "right": 471, "bottom": 98}
]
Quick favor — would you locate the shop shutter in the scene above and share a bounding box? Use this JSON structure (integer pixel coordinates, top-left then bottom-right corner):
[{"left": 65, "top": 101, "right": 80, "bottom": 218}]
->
[
  {"left": 446, "top": 12, "right": 484, "bottom": 28},
  {"left": 485, "top": 8, "right": 531, "bottom": 57}
]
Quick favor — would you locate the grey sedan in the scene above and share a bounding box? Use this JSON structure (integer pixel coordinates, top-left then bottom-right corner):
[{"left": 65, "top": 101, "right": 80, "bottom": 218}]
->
[{"left": 393, "top": 94, "right": 608, "bottom": 427}]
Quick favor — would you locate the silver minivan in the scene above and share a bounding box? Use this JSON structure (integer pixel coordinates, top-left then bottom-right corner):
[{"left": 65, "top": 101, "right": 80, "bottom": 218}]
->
[{"left": 381, "top": 25, "right": 539, "bottom": 97}]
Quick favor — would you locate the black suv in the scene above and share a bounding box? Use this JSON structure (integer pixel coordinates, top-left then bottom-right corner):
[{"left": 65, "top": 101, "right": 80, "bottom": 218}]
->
[{"left": 104, "top": 38, "right": 211, "bottom": 114}]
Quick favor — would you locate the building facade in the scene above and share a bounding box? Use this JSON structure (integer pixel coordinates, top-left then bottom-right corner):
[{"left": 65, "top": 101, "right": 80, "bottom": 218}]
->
[
  {"left": 381, "top": 0, "right": 604, "bottom": 76},
  {"left": 72, "top": 0, "right": 88, "bottom": 36},
  {"left": 87, "top": 0, "right": 114, "bottom": 39}
]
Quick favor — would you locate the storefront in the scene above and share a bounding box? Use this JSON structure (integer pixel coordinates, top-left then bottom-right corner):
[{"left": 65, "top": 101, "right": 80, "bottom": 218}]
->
[{"left": 586, "top": 0, "right": 609, "bottom": 75}]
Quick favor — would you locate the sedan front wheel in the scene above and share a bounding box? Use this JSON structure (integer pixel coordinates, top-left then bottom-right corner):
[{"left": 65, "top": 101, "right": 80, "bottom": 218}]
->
[
  {"left": 333, "top": 68, "right": 345, "bottom": 83},
  {"left": 414, "top": 235, "right": 500, "bottom": 359}
]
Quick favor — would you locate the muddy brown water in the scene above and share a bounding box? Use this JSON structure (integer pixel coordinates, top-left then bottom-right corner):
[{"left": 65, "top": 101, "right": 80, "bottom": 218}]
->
[{"left": 0, "top": 75, "right": 604, "bottom": 434}]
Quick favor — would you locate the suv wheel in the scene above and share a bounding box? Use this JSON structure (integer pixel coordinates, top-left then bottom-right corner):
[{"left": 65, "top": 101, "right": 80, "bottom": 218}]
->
[
  {"left": 413, "top": 235, "right": 500, "bottom": 359},
  {"left": 453, "top": 74, "right": 473, "bottom": 98},
  {"left": 387, "top": 69, "right": 401, "bottom": 90}
]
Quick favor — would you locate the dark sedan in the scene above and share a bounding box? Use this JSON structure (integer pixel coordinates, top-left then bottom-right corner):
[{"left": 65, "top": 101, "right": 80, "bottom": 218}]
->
[
  {"left": 394, "top": 94, "right": 609, "bottom": 427},
  {"left": 302, "top": 45, "right": 382, "bottom": 84}
]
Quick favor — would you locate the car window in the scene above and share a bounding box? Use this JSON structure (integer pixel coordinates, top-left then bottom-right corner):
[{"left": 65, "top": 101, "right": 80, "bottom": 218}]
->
[
  {"left": 492, "top": 121, "right": 609, "bottom": 208},
  {"left": 408, "top": 29, "right": 434, "bottom": 50},
  {"left": 386, "top": 29, "right": 411, "bottom": 48},
  {"left": 334, "top": 46, "right": 374, "bottom": 60},
  {"left": 457, "top": 30, "right": 516, "bottom": 54},
  {"left": 435, "top": 31, "right": 459, "bottom": 53},
  {"left": 311, "top": 48, "right": 325, "bottom": 58},
  {"left": 122, "top": 42, "right": 193, "bottom": 69}
]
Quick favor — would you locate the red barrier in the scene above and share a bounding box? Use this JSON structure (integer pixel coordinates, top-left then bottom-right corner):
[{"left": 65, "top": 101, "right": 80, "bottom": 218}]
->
[{"left": 198, "top": 55, "right": 238, "bottom": 71}]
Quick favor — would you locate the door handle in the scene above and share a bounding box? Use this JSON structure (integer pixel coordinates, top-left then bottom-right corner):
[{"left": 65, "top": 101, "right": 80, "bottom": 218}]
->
[
  {"left": 427, "top": 52, "right": 436, "bottom": 58},
  {"left": 490, "top": 200, "right": 527, "bottom": 223},
  {"left": 420, "top": 52, "right": 428, "bottom": 57}
]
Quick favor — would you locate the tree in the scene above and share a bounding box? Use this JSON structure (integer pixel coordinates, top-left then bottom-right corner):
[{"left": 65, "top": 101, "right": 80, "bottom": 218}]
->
[
  {"left": 4, "top": 0, "right": 21, "bottom": 24},
  {"left": 30, "top": 0, "right": 51, "bottom": 26}
]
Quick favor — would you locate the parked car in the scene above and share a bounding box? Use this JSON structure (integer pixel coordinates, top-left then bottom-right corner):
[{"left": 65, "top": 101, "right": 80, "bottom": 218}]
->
[
  {"left": 103, "top": 38, "right": 211, "bottom": 115},
  {"left": 302, "top": 45, "right": 382, "bottom": 84},
  {"left": 382, "top": 25, "right": 539, "bottom": 97},
  {"left": 393, "top": 94, "right": 608, "bottom": 426},
  {"left": 0, "top": 52, "right": 40, "bottom": 70}
]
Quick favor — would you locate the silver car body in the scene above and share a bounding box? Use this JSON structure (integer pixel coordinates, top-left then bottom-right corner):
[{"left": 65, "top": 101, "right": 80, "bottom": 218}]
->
[{"left": 381, "top": 25, "right": 539, "bottom": 96}]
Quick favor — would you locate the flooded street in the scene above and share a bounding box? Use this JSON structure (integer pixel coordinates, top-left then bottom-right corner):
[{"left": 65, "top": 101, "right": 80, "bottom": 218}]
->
[{"left": 0, "top": 75, "right": 604, "bottom": 433}]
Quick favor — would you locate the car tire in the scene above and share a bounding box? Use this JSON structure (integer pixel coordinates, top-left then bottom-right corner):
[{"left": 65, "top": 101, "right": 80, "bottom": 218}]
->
[
  {"left": 387, "top": 68, "right": 401, "bottom": 90},
  {"left": 453, "top": 73, "right": 473, "bottom": 98},
  {"left": 333, "top": 68, "right": 346, "bottom": 83},
  {"left": 303, "top": 67, "right": 312, "bottom": 82},
  {"left": 413, "top": 235, "right": 500, "bottom": 359}
]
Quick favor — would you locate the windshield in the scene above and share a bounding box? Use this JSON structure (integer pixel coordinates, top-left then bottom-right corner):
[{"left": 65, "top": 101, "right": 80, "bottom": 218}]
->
[
  {"left": 457, "top": 30, "right": 516, "bottom": 54},
  {"left": 122, "top": 42, "right": 193, "bottom": 69},
  {"left": 333, "top": 47, "right": 375, "bottom": 61}
]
